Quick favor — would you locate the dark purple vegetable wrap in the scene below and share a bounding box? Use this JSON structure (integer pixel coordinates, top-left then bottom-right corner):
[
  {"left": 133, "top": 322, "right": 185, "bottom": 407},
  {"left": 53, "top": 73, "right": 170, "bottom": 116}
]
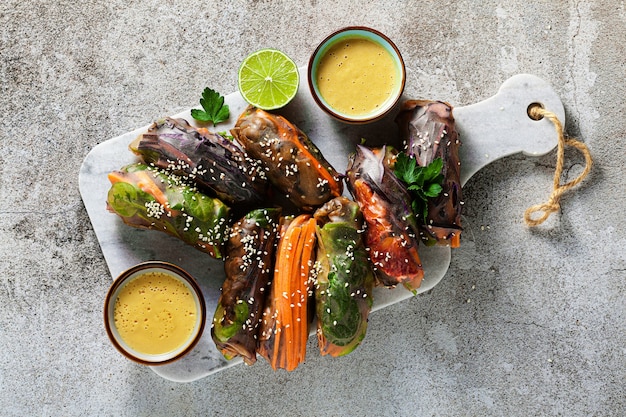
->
[
  {"left": 396, "top": 100, "right": 463, "bottom": 247},
  {"left": 129, "top": 117, "right": 268, "bottom": 205},
  {"left": 211, "top": 208, "right": 281, "bottom": 365},
  {"left": 232, "top": 106, "right": 343, "bottom": 211}
]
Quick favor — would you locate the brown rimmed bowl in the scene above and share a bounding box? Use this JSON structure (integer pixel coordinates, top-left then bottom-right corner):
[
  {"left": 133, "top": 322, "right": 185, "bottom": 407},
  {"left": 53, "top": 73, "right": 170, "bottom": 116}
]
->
[
  {"left": 308, "top": 26, "right": 406, "bottom": 124},
  {"left": 104, "top": 261, "right": 206, "bottom": 365}
]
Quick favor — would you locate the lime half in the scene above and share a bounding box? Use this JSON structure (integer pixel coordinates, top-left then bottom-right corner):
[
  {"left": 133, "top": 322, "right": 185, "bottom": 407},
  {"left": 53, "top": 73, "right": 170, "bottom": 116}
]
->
[{"left": 238, "top": 49, "right": 299, "bottom": 110}]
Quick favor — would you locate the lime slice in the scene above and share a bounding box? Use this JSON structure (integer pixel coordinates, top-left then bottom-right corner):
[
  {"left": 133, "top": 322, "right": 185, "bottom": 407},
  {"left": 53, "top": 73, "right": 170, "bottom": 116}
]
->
[{"left": 238, "top": 49, "right": 299, "bottom": 110}]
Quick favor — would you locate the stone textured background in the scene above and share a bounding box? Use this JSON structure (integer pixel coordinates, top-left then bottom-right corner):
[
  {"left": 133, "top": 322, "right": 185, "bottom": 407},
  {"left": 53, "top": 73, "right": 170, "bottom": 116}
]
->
[{"left": 1, "top": 1, "right": 624, "bottom": 415}]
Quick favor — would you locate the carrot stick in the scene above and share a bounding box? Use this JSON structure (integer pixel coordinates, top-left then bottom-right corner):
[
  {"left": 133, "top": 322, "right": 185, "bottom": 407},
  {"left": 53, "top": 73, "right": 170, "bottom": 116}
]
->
[
  {"left": 107, "top": 171, "right": 125, "bottom": 184},
  {"left": 290, "top": 216, "right": 311, "bottom": 370},
  {"left": 271, "top": 217, "right": 300, "bottom": 370},
  {"left": 134, "top": 171, "right": 170, "bottom": 208},
  {"left": 285, "top": 226, "right": 301, "bottom": 368},
  {"left": 196, "top": 127, "right": 210, "bottom": 136},
  {"left": 450, "top": 232, "right": 461, "bottom": 248},
  {"left": 266, "top": 223, "right": 288, "bottom": 370},
  {"left": 292, "top": 221, "right": 312, "bottom": 367},
  {"left": 293, "top": 218, "right": 316, "bottom": 365}
]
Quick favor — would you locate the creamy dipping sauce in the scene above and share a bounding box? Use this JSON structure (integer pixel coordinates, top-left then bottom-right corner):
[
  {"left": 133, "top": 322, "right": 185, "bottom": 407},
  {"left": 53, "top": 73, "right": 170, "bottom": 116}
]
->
[
  {"left": 113, "top": 271, "right": 198, "bottom": 356},
  {"left": 316, "top": 37, "right": 398, "bottom": 116}
]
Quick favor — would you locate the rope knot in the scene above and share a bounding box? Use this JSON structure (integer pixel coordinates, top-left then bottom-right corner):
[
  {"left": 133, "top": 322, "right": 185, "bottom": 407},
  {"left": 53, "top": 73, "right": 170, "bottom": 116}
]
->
[{"left": 524, "top": 105, "right": 592, "bottom": 227}]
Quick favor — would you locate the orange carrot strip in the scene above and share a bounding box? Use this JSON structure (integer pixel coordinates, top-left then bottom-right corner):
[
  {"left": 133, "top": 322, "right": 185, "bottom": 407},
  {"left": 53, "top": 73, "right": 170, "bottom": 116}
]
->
[
  {"left": 291, "top": 222, "right": 311, "bottom": 368},
  {"left": 273, "top": 222, "right": 291, "bottom": 369},
  {"left": 272, "top": 226, "right": 291, "bottom": 369},
  {"left": 285, "top": 226, "right": 302, "bottom": 368},
  {"left": 290, "top": 216, "right": 312, "bottom": 370},
  {"left": 450, "top": 233, "right": 461, "bottom": 248},
  {"left": 107, "top": 171, "right": 125, "bottom": 184},
  {"left": 300, "top": 218, "right": 317, "bottom": 360},
  {"left": 282, "top": 215, "right": 314, "bottom": 371},
  {"left": 272, "top": 217, "right": 302, "bottom": 370},
  {"left": 289, "top": 217, "right": 316, "bottom": 368},
  {"left": 134, "top": 171, "right": 170, "bottom": 209}
]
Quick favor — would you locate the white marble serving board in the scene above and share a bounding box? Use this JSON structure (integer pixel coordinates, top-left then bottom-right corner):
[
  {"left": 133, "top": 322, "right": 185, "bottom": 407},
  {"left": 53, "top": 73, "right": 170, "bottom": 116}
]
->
[{"left": 79, "top": 69, "right": 563, "bottom": 382}]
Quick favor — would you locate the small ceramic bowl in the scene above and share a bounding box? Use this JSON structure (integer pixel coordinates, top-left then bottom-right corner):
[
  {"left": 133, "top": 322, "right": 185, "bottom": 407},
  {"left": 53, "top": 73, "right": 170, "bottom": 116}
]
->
[
  {"left": 308, "top": 26, "right": 406, "bottom": 124},
  {"left": 104, "top": 261, "right": 206, "bottom": 365}
]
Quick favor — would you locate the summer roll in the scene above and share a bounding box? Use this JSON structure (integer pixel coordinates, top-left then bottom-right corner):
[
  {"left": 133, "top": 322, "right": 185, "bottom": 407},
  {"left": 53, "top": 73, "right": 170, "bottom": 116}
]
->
[
  {"left": 106, "top": 163, "right": 230, "bottom": 259},
  {"left": 346, "top": 145, "right": 424, "bottom": 292},
  {"left": 232, "top": 106, "right": 343, "bottom": 211},
  {"left": 396, "top": 100, "right": 463, "bottom": 247},
  {"left": 130, "top": 117, "right": 268, "bottom": 205},
  {"left": 212, "top": 208, "right": 281, "bottom": 365},
  {"left": 313, "top": 197, "right": 374, "bottom": 357}
]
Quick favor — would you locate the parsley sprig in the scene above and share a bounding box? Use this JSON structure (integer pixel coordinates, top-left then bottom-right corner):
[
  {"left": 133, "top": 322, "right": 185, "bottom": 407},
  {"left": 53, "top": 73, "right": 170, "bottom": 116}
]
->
[
  {"left": 191, "top": 87, "right": 230, "bottom": 126},
  {"left": 393, "top": 152, "right": 444, "bottom": 222}
]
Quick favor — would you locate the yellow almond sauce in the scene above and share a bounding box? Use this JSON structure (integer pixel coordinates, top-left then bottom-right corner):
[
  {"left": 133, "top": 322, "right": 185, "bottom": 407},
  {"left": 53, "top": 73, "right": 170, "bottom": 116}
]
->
[
  {"left": 113, "top": 271, "right": 198, "bottom": 356},
  {"left": 316, "top": 37, "right": 398, "bottom": 116}
]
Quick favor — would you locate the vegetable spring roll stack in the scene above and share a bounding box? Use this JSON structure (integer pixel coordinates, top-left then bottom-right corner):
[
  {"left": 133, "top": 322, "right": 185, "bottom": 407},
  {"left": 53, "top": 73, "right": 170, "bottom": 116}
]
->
[
  {"left": 346, "top": 145, "right": 424, "bottom": 292},
  {"left": 313, "top": 197, "right": 374, "bottom": 357},
  {"left": 396, "top": 100, "right": 463, "bottom": 247},
  {"left": 212, "top": 208, "right": 281, "bottom": 365},
  {"left": 107, "top": 163, "right": 230, "bottom": 259},
  {"left": 257, "top": 214, "right": 317, "bottom": 371},
  {"left": 232, "top": 106, "right": 343, "bottom": 211},
  {"left": 129, "top": 117, "right": 268, "bottom": 205}
]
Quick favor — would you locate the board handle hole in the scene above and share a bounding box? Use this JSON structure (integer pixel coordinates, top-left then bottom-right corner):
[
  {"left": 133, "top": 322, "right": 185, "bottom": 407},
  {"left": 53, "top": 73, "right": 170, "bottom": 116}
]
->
[{"left": 527, "top": 102, "right": 545, "bottom": 120}]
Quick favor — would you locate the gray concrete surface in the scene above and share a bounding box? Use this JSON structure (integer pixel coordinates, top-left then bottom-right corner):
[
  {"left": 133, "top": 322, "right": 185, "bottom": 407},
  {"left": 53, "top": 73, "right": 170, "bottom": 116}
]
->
[{"left": 1, "top": 0, "right": 624, "bottom": 415}]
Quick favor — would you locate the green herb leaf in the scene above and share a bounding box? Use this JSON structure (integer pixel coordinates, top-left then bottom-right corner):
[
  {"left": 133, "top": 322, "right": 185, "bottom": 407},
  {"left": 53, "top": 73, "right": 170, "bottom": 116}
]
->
[
  {"left": 393, "top": 152, "right": 445, "bottom": 222},
  {"left": 424, "top": 183, "right": 443, "bottom": 198},
  {"left": 423, "top": 158, "right": 443, "bottom": 182},
  {"left": 394, "top": 152, "right": 421, "bottom": 185},
  {"left": 191, "top": 87, "right": 230, "bottom": 126}
]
